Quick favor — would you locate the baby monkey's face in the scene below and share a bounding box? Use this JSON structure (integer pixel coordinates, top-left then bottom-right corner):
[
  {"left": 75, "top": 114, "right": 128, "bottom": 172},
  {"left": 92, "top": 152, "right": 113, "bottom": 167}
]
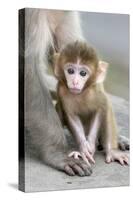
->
[
  {"left": 54, "top": 42, "right": 108, "bottom": 94},
  {"left": 64, "top": 61, "right": 91, "bottom": 94}
]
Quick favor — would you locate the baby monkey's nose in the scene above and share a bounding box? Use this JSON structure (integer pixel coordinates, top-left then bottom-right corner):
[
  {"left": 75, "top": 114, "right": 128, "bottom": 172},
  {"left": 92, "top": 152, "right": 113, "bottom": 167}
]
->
[{"left": 73, "top": 80, "right": 78, "bottom": 86}]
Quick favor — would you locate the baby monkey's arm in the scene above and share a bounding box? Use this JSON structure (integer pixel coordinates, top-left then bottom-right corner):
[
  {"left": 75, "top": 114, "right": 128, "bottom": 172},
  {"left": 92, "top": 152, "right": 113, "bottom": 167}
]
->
[{"left": 67, "top": 115, "right": 95, "bottom": 165}]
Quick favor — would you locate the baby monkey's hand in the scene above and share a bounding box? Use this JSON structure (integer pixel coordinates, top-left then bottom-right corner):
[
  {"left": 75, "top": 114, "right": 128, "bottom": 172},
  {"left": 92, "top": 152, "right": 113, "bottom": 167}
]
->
[
  {"left": 68, "top": 151, "right": 91, "bottom": 166},
  {"left": 79, "top": 140, "right": 95, "bottom": 164},
  {"left": 68, "top": 141, "right": 95, "bottom": 166}
]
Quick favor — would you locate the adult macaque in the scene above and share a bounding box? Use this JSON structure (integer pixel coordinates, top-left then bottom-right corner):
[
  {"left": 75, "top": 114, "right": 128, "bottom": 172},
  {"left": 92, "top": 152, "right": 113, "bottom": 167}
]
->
[
  {"left": 19, "top": 9, "right": 129, "bottom": 183},
  {"left": 19, "top": 9, "right": 93, "bottom": 179},
  {"left": 54, "top": 41, "right": 129, "bottom": 166}
]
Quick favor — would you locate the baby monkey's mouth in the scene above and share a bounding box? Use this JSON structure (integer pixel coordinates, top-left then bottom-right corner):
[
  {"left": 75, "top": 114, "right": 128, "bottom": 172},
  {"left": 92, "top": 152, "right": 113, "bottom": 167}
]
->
[{"left": 69, "top": 87, "right": 81, "bottom": 94}]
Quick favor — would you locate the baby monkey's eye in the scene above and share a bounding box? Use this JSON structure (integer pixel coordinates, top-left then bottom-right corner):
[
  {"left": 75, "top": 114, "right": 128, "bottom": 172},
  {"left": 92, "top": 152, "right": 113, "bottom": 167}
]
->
[
  {"left": 80, "top": 71, "right": 87, "bottom": 77},
  {"left": 67, "top": 68, "right": 75, "bottom": 74}
]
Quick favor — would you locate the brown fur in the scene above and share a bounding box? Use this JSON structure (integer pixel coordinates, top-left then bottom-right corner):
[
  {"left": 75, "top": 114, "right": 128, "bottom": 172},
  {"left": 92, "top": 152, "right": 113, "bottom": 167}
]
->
[
  {"left": 55, "top": 41, "right": 115, "bottom": 143},
  {"left": 54, "top": 41, "right": 98, "bottom": 87},
  {"left": 54, "top": 41, "right": 129, "bottom": 166}
]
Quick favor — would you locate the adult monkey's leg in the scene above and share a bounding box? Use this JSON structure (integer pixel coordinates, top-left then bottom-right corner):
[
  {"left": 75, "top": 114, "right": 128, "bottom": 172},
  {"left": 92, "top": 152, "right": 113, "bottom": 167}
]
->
[
  {"left": 23, "top": 9, "right": 92, "bottom": 176},
  {"left": 24, "top": 56, "right": 92, "bottom": 176}
]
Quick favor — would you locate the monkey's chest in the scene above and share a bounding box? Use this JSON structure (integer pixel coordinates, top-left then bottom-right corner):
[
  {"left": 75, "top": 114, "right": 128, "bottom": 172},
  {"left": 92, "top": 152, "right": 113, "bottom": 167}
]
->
[{"left": 61, "top": 94, "right": 98, "bottom": 116}]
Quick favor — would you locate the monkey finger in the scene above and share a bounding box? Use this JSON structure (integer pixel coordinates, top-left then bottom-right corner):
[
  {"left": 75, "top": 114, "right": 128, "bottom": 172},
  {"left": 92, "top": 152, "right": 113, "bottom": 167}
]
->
[
  {"left": 71, "top": 164, "right": 85, "bottom": 176},
  {"left": 85, "top": 152, "right": 95, "bottom": 164},
  {"left": 64, "top": 165, "right": 75, "bottom": 176},
  {"left": 68, "top": 152, "right": 75, "bottom": 157},
  {"left": 73, "top": 159, "right": 92, "bottom": 176},
  {"left": 86, "top": 145, "right": 92, "bottom": 154},
  {"left": 118, "top": 158, "right": 125, "bottom": 166},
  {"left": 81, "top": 153, "right": 91, "bottom": 166},
  {"left": 123, "top": 157, "right": 129, "bottom": 165},
  {"left": 80, "top": 163, "right": 92, "bottom": 176},
  {"left": 122, "top": 153, "right": 129, "bottom": 159},
  {"left": 105, "top": 155, "right": 112, "bottom": 163}
]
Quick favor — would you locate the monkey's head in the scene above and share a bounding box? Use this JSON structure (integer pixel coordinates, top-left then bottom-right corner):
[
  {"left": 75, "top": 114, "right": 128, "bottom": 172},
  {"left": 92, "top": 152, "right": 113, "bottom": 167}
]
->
[{"left": 54, "top": 41, "right": 109, "bottom": 94}]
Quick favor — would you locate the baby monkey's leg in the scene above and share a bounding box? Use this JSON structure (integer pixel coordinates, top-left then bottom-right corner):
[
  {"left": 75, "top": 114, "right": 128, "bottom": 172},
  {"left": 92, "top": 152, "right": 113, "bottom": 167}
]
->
[
  {"left": 86, "top": 112, "right": 101, "bottom": 156},
  {"left": 102, "top": 104, "right": 129, "bottom": 165}
]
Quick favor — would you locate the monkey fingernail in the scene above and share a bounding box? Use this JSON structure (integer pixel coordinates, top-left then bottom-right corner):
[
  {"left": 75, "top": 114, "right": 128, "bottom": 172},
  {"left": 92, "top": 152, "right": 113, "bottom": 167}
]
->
[
  {"left": 90, "top": 157, "right": 95, "bottom": 164},
  {"left": 81, "top": 154, "right": 91, "bottom": 166},
  {"left": 89, "top": 158, "right": 95, "bottom": 164},
  {"left": 86, "top": 154, "right": 95, "bottom": 164}
]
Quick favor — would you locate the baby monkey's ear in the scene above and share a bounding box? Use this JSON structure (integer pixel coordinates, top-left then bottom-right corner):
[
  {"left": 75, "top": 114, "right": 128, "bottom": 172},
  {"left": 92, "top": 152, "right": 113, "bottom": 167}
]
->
[
  {"left": 53, "top": 53, "right": 61, "bottom": 78},
  {"left": 96, "top": 61, "right": 109, "bottom": 83}
]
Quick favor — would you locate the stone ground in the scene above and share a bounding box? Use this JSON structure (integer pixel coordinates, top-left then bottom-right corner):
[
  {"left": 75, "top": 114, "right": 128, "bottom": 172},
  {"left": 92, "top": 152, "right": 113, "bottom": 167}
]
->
[{"left": 24, "top": 95, "right": 129, "bottom": 192}]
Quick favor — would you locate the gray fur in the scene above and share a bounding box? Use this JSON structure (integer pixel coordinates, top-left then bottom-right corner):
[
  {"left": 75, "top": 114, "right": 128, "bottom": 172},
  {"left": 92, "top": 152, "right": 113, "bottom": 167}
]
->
[
  {"left": 23, "top": 8, "right": 91, "bottom": 176},
  {"left": 20, "top": 8, "right": 129, "bottom": 176}
]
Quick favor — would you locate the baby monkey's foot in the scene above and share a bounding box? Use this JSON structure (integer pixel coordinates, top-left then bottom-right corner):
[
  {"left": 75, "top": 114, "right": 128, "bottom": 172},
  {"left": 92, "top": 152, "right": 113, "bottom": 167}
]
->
[{"left": 105, "top": 149, "right": 129, "bottom": 165}]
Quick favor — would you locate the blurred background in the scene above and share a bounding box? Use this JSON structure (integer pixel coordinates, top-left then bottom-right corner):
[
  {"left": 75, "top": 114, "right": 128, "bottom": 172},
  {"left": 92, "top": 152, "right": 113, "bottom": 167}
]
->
[{"left": 80, "top": 12, "right": 129, "bottom": 100}]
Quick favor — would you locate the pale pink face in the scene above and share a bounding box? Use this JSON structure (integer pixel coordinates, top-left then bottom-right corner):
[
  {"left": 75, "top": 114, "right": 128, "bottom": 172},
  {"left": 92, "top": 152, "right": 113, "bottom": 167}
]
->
[{"left": 64, "top": 62, "right": 91, "bottom": 94}]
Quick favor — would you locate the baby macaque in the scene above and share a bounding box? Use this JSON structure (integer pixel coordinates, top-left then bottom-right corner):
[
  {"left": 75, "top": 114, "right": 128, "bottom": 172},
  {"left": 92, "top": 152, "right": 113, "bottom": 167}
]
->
[{"left": 54, "top": 41, "right": 129, "bottom": 166}]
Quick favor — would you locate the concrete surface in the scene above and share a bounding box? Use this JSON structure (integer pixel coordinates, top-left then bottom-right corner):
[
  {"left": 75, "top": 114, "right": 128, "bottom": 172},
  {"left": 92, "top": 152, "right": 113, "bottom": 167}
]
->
[{"left": 24, "top": 95, "right": 129, "bottom": 192}]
